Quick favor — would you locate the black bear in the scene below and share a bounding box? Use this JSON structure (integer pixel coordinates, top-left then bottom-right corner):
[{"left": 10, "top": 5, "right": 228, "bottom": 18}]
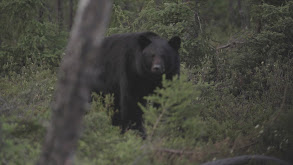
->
[{"left": 91, "top": 32, "right": 181, "bottom": 134}]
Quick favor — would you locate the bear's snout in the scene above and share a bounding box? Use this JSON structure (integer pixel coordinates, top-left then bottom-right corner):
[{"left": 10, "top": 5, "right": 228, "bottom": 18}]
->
[
  {"left": 151, "top": 55, "right": 165, "bottom": 74},
  {"left": 151, "top": 64, "right": 165, "bottom": 74}
]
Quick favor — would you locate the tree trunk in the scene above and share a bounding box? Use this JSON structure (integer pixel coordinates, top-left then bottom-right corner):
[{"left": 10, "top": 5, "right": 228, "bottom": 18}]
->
[
  {"left": 194, "top": 0, "right": 202, "bottom": 34},
  {"left": 237, "top": 0, "right": 243, "bottom": 28},
  {"left": 57, "top": 0, "right": 64, "bottom": 31},
  {"left": 243, "top": 0, "right": 250, "bottom": 29},
  {"left": 237, "top": 0, "right": 250, "bottom": 29},
  {"left": 37, "top": 0, "right": 112, "bottom": 164},
  {"left": 39, "top": 7, "right": 44, "bottom": 23},
  {"left": 69, "top": 0, "right": 74, "bottom": 30},
  {"left": 229, "top": 0, "right": 235, "bottom": 24},
  {"left": 44, "top": 2, "right": 53, "bottom": 22},
  {"left": 0, "top": 121, "right": 2, "bottom": 152}
]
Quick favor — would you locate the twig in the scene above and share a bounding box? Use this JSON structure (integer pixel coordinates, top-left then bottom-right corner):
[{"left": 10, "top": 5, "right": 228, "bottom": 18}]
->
[
  {"left": 195, "top": 0, "right": 202, "bottom": 33},
  {"left": 155, "top": 148, "right": 195, "bottom": 155},
  {"left": 149, "top": 108, "right": 167, "bottom": 141},
  {"left": 237, "top": 140, "right": 259, "bottom": 151},
  {"left": 197, "top": 14, "right": 202, "bottom": 33},
  {"left": 216, "top": 41, "right": 245, "bottom": 50}
]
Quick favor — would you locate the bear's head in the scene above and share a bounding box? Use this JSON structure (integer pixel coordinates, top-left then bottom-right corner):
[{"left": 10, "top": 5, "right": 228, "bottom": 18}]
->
[{"left": 137, "top": 33, "right": 181, "bottom": 79}]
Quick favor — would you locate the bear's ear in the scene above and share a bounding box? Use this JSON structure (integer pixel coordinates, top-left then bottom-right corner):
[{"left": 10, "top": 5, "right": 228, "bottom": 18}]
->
[
  {"left": 168, "top": 36, "right": 181, "bottom": 51},
  {"left": 138, "top": 35, "right": 152, "bottom": 50}
]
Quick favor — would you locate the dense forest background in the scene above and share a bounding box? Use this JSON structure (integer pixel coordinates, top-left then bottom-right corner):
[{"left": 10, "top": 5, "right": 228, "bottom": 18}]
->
[{"left": 0, "top": 0, "right": 293, "bottom": 164}]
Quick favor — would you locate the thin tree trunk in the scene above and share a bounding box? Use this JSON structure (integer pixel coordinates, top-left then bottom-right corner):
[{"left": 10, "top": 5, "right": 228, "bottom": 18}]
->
[
  {"left": 57, "top": 0, "right": 64, "bottom": 31},
  {"left": 0, "top": 121, "right": 2, "bottom": 152},
  {"left": 229, "top": 0, "right": 235, "bottom": 24},
  {"left": 195, "top": 0, "right": 202, "bottom": 34},
  {"left": 44, "top": 2, "right": 53, "bottom": 22},
  {"left": 37, "top": 0, "right": 112, "bottom": 164},
  {"left": 237, "top": 0, "right": 244, "bottom": 28},
  {"left": 39, "top": 7, "right": 44, "bottom": 23},
  {"left": 237, "top": 0, "right": 243, "bottom": 28},
  {"left": 237, "top": 0, "right": 250, "bottom": 29},
  {"left": 69, "top": 0, "right": 74, "bottom": 30},
  {"left": 242, "top": 0, "right": 250, "bottom": 29}
]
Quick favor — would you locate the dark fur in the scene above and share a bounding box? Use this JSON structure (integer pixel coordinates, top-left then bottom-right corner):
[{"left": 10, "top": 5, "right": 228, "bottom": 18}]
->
[{"left": 91, "top": 32, "right": 181, "bottom": 133}]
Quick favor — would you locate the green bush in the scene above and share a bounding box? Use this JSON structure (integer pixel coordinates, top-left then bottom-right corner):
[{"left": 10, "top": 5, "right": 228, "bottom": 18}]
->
[
  {"left": 0, "top": 65, "right": 55, "bottom": 164},
  {"left": 0, "top": 0, "right": 67, "bottom": 75},
  {"left": 141, "top": 75, "right": 203, "bottom": 143},
  {"left": 76, "top": 93, "right": 143, "bottom": 165}
]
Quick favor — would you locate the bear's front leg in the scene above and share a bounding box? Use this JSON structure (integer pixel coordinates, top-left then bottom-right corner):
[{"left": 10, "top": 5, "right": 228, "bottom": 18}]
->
[{"left": 119, "top": 83, "right": 144, "bottom": 135}]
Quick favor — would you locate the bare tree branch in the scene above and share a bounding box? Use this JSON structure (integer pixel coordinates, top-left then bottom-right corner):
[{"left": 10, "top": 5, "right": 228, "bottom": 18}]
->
[
  {"left": 37, "top": 0, "right": 112, "bottom": 164},
  {"left": 216, "top": 41, "right": 245, "bottom": 50},
  {"left": 195, "top": 0, "right": 202, "bottom": 33}
]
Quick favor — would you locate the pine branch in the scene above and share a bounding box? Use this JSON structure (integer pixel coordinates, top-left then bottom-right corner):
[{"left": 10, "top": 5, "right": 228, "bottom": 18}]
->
[{"left": 149, "top": 107, "right": 168, "bottom": 141}]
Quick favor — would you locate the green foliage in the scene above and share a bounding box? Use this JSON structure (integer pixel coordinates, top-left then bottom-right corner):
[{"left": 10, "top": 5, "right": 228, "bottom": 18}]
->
[
  {"left": 109, "top": 1, "right": 213, "bottom": 67},
  {"left": 76, "top": 93, "right": 143, "bottom": 165},
  {"left": 194, "top": 1, "right": 293, "bottom": 160},
  {"left": 0, "top": 0, "right": 68, "bottom": 75},
  {"left": 141, "top": 75, "right": 204, "bottom": 144},
  {"left": 199, "top": 1, "right": 293, "bottom": 98},
  {"left": 1, "top": 117, "right": 43, "bottom": 165},
  {"left": 249, "top": 2, "right": 293, "bottom": 60},
  {"left": 0, "top": 65, "right": 55, "bottom": 164}
]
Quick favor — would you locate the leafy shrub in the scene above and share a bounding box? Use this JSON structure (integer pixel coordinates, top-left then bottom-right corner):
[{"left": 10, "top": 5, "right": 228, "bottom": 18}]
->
[
  {"left": 141, "top": 75, "right": 204, "bottom": 144},
  {"left": 0, "top": 0, "right": 67, "bottom": 75},
  {"left": 76, "top": 93, "right": 143, "bottom": 165},
  {"left": 0, "top": 65, "right": 56, "bottom": 164}
]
